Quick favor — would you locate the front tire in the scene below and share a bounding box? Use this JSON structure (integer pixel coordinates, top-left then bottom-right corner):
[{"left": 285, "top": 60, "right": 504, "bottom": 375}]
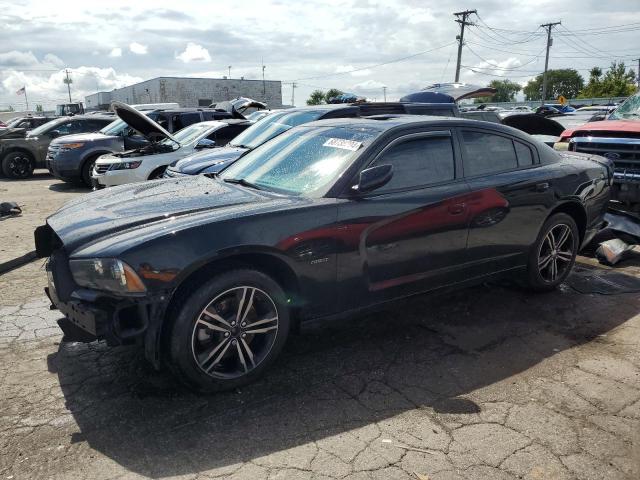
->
[
  {"left": 525, "top": 213, "right": 579, "bottom": 291},
  {"left": 169, "top": 269, "right": 290, "bottom": 392},
  {"left": 2, "top": 151, "right": 35, "bottom": 179},
  {"left": 81, "top": 154, "right": 101, "bottom": 187}
]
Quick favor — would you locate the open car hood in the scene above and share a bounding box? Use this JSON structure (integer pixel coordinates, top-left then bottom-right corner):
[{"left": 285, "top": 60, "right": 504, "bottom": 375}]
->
[
  {"left": 111, "top": 101, "right": 177, "bottom": 143},
  {"left": 212, "top": 97, "right": 267, "bottom": 119},
  {"left": 400, "top": 83, "right": 497, "bottom": 103},
  {"left": 501, "top": 113, "right": 565, "bottom": 137}
]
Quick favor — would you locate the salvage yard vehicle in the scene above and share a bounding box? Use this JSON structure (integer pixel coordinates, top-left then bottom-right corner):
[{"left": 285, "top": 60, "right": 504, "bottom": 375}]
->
[
  {"left": 0, "top": 115, "right": 113, "bottom": 179},
  {"left": 48, "top": 106, "right": 239, "bottom": 186},
  {"left": 36, "top": 115, "right": 612, "bottom": 392},
  {"left": 164, "top": 101, "right": 460, "bottom": 177},
  {"left": 555, "top": 91, "right": 640, "bottom": 208},
  {"left": 91, "top": 102, "right": 252, "bottom": 187},
  {"left": 1, "top": 115, "right": 57, "bottom": 132}
]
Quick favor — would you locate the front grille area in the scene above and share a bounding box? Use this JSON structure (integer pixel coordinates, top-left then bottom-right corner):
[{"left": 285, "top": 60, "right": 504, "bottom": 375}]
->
[
  {"left": 94, "top": 164, "right": 110, "bottom": 175},
  {"left": 46, "top": 144, "right": 62, "bottom": 172},
  {"left": 571, "top": 137, "right": 640, "bottom": 181}
]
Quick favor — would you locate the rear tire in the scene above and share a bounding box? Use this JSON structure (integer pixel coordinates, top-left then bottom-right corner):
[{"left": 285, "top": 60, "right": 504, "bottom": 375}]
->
[
  {"left": 525, "top": 213, "right": 578, "bottom": 291},
  {"left": 2, "top": 151, "right": 35, "bottom": 179},
  {"left": 168, "top": 269, "right": 290, "bottom": 392}
]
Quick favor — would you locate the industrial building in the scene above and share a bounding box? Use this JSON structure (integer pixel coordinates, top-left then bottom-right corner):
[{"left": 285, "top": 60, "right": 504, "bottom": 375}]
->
[{"left": 85, "top": 76, "right": 283, "bottom": 110}]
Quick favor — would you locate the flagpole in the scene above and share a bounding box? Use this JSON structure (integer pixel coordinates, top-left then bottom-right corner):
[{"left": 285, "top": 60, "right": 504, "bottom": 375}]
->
[{"left": 24, "top": 87, "right": 29, "bottom": 112}]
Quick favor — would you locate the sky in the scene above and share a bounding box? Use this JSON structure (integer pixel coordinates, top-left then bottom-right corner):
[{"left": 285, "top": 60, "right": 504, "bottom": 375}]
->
[{"left": 1, "top": 0, "right": 639, "bottom": 110}]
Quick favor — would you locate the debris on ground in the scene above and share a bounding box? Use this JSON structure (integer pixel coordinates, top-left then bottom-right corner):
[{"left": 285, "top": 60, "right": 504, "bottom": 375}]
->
[
  {"left": 595, "top": 238, "right": 638, "bottom": 266},
  {"left": 0, "top": 202, "right": 22, "bottom": 217}
]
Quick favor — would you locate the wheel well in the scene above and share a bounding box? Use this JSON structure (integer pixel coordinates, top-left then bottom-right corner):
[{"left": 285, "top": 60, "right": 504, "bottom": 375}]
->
[
  {"left": 548, "top": 202, "right": 587, "bottom": 243},
  {"left": 159, "top": 253, "right": 301, "bottom": 361},
  {"left": 148, "top": 165, "right": 167, "bottom": 180}
]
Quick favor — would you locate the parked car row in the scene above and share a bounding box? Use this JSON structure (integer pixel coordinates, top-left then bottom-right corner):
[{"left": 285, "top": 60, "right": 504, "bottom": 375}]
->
[{"left": 35, "top": 86, "right": 613, "bottom": 391}]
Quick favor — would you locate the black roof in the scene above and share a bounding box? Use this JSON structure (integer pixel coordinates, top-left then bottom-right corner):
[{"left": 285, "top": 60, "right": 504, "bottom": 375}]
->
[{"left": 301, "top": 115, "right": 538, "bottom": 142}]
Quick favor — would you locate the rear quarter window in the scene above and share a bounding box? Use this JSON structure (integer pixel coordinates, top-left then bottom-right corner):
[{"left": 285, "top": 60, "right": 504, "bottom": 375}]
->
[{"left": 462, "top": 130, "right": 519, "bottom": 176}]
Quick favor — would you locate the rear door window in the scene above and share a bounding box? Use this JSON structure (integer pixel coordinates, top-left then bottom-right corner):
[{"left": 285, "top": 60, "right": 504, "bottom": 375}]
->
[
  {"left": 208, "top": 124, "right": 248, "bottom": 146},
  {"left": 461, "top": 130, "right": 519, "bottom": 176},
  {"left": 371, "top": 134, "right": 455, "bottom": 193}
]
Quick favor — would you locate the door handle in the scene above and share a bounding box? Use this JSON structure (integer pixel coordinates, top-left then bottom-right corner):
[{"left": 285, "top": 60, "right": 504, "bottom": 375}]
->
[
  {"left": 448, "top": 203, "right": 466, "bottom": 215},
  {"left": 534, "top": 182, "right": 550, "bottom": 192}
]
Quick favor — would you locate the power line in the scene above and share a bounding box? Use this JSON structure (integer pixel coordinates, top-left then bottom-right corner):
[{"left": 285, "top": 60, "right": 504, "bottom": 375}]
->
[
  {"left": 291, "top": 41, "right": 456, "bottom": 81},
  {"left": 465, "top": 44, "right": 545, "bottom": 70}
]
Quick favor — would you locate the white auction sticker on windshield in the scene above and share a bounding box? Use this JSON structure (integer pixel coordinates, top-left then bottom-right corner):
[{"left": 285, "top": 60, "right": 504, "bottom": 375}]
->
[{"left": 323, "top": 138, "right": 362, "bottom": 151}]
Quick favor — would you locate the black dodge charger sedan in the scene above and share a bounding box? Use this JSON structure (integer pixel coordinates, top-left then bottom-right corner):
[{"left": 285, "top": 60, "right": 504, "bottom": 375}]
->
[{"left": 36, "top": 116, "right": 611, "bottom": 392}]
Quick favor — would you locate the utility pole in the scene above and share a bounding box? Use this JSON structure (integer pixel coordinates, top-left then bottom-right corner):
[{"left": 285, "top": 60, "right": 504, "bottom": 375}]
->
[
  {"left": 382, "top": 86, "right": 387, "bottom": 102},
  {"left": 540, "top": 21, "right": 561, "bottom": 105},
  {"left": 453, "top": 9, "right": 476, "bottom": 83},
  {"left": 262, "top": 59, "right": 266, "bottom": 96},
  {"left": 64, "top": 69, "right": 72, "bottom": 102},
  {"left": 228, "top": 65, "right": 232, "bottom": 78},
  {"left": 634, "top": 58, "right": 640, "bottom": 88},
  {"left": 291, "top": 82, "right": 297, "bottom": 106}
]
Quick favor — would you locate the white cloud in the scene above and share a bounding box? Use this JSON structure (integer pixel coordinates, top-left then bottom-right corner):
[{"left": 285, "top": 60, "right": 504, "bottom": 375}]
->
[
  {"left": 176, "top": 43, "right": 211, "bottom": 63},
  {"left": 0, "top": 50, "right": 39, "bottom": 67},
  {"left": 351, "top": 80, "right": 387, "bottom": 93},
  {"left": 335, "top": 65, "right": 372, "bottom": 77},
  {"left": 109, "top": 47, "right": 122, "bottom": 57},
  {"left": 43, "top": 53, "right": 64, "bottom": 67},
  {"left": 129, "top": 42, "right": 148, "bottom": 55}
]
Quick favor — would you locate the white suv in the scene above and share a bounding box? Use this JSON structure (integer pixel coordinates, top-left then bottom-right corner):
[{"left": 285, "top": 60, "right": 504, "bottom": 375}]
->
[{"left": 91, "top": 102, "right": 250, "bottom": 188}]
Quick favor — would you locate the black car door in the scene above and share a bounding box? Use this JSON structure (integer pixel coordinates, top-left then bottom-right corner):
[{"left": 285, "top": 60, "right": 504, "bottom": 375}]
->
[
  {"left": 336, "top": 129, "right": 471, "bottom": 309},
  {"left": 459, "top": 128, "right": 555, "bottom": 275}
]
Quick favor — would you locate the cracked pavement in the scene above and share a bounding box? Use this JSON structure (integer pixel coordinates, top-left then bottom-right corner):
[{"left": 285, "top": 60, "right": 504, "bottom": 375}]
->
[
  {"left": 2, "top": 260, "right": 640, "bottom": 479},
  {"left": 1, "top": 175, "right": 639, "bottom": 479}
]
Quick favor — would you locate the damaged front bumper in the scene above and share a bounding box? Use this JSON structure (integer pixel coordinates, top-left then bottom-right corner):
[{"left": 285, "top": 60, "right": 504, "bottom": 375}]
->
[{"left": 45, "top": 251, "right": 170, "bottom": 367}]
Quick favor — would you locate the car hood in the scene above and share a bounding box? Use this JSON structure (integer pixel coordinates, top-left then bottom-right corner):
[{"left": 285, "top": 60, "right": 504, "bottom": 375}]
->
[
  {"left": 47, "top": 175, "right": 291, "bottom": 252},
  {"left": 50, "top": 132, "right": 113, "bottom": 144},
  {"left": 169, "top": 145, "right": 248, "bottom": 174},
  {"left": 112, "top": 101, "right": 177, "bottom": 143},
  {"left": 212, "top": 97, "right": 267, "bottom": 119},
  {"left": 400, "top": 83, "right": 496, "bottom": 103},
  {"left": 0, "top": 127, "right": 27, "bottom": 139},
  {"left": 562, "top": 119, "right": 640, "bottom": 138}
]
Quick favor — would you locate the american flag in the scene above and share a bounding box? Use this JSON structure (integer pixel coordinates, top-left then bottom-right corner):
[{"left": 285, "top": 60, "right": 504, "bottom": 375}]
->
[{"left": 16, "top": 86, "right": 25, "bottom": 95}]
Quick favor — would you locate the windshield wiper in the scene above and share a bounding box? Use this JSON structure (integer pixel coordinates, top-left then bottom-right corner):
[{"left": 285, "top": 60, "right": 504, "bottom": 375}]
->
[{"left": 223, "top": 178, "right": 262, "bottom": 190}]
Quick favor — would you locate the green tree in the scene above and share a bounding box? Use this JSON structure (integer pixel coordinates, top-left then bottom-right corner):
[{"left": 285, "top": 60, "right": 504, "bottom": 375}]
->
[
  {"left": 306, "top": 89, "right": 326, "bottom": 105},
  {"left": 523, "top": 69, "right": 584, "bottom": 101},
  {"left": 579, "top": 61, "right": 636, "bottom": 98},
  {"left": 324, "top": 88, "right": 344, "bottom": 102},
  {"left": 474, "top": 79, "right": 522, "bottom": 103},
  {"left": 35, "top": 104, "right": 43, "bottom": 112}
]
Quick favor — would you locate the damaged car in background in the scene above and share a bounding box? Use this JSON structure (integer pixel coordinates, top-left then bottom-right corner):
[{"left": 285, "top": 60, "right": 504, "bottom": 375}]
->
[
  {"left": 91, "top": 102, "right": 253, "bottom": 187},
  {"left": 555, "top": 91, "right": 640, "bottom": 210},
  {"left": 36, "top": 115, "right": 611, "bottom": 392}
]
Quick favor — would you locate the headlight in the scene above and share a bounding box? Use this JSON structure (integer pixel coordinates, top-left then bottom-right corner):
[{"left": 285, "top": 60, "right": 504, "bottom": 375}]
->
[
  {"left": 70, "top": 258, "right": 146, "bottom": 293},
  {"left": 60, "top": 142, "right": 85, "bottom": 150},
  {"left": 553, "top": 142, "right": 569, "bottom": 151},
  {"left": 109, "top": 161, "right": 142, "bottom": 170}
]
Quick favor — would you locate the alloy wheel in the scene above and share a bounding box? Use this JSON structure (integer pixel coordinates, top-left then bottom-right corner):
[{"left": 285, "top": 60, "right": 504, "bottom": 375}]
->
[
  {"left": 537, "top": 223, "right": 574, "bottom": 283},
  {"left": 191, "top": 286, "right": 279, "bottom": 379},
  {"left": 7, "top": 155, "right": 31, "bottom": 178}
]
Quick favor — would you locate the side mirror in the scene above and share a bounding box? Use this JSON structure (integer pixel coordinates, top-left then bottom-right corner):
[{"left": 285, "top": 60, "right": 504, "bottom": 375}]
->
[
  {"left": 352, "top": 164, "right": 393, "bottom": 194},
  {"left": 195, "top": 138, "right": 216, "bottom": 149},
  {"left": 48, "top": 130, "right": 60, "bottom": 138}
]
